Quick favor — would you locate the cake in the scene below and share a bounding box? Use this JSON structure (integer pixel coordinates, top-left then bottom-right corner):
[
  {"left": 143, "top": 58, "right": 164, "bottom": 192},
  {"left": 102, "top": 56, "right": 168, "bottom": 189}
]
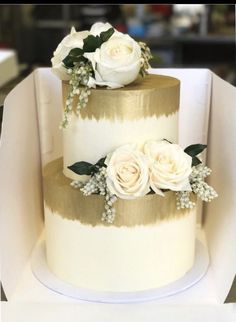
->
[{"left": 43, "top": 22, "right": 217, "bottom": 292}]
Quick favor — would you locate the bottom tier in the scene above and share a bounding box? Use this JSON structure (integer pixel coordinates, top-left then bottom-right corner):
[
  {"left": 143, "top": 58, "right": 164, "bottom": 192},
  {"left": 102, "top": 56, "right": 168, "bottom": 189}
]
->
[{"left": 43, "top": 158, "right": 197, "bottom": 292}]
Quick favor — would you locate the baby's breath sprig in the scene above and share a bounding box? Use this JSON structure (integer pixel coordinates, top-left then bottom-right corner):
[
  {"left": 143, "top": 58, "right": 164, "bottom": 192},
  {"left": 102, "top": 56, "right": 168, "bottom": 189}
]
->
[
  {"left": 139, "top": 42, "right": 153, "bottom": 77},
  {"left": 176, "top": 191, "right": 196, "bottom": 210},
  {"left": 102, "top": 193, "right": 117, "bottom": 224},
  {"left": 71, "top": 167, "right": 117, "bottom": 224},
  {"left": 176, "top": 164, "right": 218, "bottom": 210},
  {"left": 80, "top": 167, "right": 107, "bottom": 196},
  {"left": 60, "top": 61, "right": 93, "bottom": 129},
  {"left": 189, "top": 164, "right": 212, "bottom": 181},
  {"left": 189, "top": 164, "right": 218, "bottom": 202}
]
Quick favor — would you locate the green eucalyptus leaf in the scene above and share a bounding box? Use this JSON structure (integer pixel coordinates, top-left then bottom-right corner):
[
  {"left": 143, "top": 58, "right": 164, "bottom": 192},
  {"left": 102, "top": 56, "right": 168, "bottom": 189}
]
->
[
  {"left": 83, "top": 35, "right": 102, "bottom": 52},
  {"left": 62, "top": 55, "right": 75, "bottom": 68},
  {"left": 100, "top": 27, "right": 114, "bottom": 43},
  {"left": 69, "top": 56, "right": 83, "bottom": 62},
  {"left": 90, "top": 157, "right": 107, "bottom": 174},
  {"left": 71, "top": 56, "right": 88, "bottom": 63},
  {"left": 69, "top": 47, "right": 84, "bottom": 56},
  {"left": 68, "top": 161, "right": 94, "bottom": 175},
  {"left": 95, "top": 157, "right": 106, "bottom": 168},
  {"left": 192, "top": 156, "right": 202, "bottom": 166},
  {"left": 184, "top": 144, "right": 207, "bottom": 157}
]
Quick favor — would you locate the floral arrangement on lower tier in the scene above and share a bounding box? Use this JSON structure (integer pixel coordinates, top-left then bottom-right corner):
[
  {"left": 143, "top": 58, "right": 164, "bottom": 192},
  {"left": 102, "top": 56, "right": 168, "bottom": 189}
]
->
[
  {"left": 68, "top": 140, "right": 218, "bottom": 224},
  {"left": 51, "top": 22, "right": 153, "bottom": 128}
]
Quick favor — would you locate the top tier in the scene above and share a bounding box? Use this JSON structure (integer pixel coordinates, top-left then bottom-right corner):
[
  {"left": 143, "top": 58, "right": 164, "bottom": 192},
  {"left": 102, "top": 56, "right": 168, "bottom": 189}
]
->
[
  {"left": 62, "top": 74, "right": 181, "bottom": 181},
  {"left": 62, "top": 74, "right": 180, "bottom": 121}
]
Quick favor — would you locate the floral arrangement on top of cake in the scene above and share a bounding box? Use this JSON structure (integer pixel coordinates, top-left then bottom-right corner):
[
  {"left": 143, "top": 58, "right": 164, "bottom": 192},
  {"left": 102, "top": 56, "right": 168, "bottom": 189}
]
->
[
  {"left": 51, "top": 22, "right": 152, "bottom": 128},
  {"left": 68, "top": 140, "right": 218, "bottom": 224}
]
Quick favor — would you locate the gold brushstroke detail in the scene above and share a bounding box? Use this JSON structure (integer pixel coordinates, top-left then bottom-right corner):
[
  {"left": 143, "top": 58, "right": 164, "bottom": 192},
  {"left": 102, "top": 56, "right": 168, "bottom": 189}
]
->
[
  {"left": 43, "top": 158, "right": 196, "bottom": 227},
  {"left": 62, "top": 74, "right": 180, "bottom": 121}
]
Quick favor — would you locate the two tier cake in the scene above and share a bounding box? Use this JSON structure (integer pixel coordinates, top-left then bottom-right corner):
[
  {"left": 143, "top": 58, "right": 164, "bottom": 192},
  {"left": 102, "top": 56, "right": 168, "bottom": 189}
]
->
[{"left": 43, "top": 22, "right": 217, "bottom": 292}]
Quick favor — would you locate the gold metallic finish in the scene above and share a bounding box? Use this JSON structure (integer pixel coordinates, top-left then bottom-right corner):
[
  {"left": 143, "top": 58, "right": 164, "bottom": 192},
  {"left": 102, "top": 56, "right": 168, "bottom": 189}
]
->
[
  {"left": 43, "top": 158, "right": 195, "bottom": 227},
  {"left": 62, "top": 74, "right": 180, "bottom": 121}
]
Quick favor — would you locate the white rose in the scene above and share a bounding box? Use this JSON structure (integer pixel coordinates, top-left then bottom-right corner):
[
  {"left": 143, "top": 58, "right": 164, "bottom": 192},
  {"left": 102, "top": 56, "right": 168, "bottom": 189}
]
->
[
  {"left": 51, "top": 27, "right": 90, "bottom": 80},
  {"left": 85, "top": 33, "right": 142, "bottom": 88},
  {"left": 144, "top": 140, "right": 192, "bottom": 193},
  {"left": 105, "top": 145, "right": 150, "bottom": 200},
  {"left": 90, "top": 22, "right": 120, "bottom": 36}
]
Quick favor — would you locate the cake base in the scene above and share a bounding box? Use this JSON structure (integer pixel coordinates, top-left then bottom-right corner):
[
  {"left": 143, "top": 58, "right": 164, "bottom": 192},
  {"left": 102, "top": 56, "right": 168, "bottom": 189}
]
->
[
  {"left": 43, "top": 158, "right": 197, "bottom": 292},
  {"left": 31, "top": 238, "right": 209, "bottom": 303}
]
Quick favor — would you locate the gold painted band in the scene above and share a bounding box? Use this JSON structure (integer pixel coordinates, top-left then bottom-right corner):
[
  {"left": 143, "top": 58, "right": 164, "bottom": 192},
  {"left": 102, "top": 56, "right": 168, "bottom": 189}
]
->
[
  {"left": 62, "top": 74, "right": 180, "bottom": 120},
  {"left": 43, "top": 158, "right": 195, "bottom": 227}
]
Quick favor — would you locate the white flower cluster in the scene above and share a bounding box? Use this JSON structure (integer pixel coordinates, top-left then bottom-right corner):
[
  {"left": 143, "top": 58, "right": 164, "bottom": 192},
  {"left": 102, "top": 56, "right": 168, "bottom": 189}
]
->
[
  {"left": 176, "top": 164, "right": 218, "bottom": 209},
  {"left": 104, "top": 141, "right": 192, "bottom": 200},
  {"left": 189, "top": 164, "right": 218, "bottom": 202},
  {"left": 80, "top": 167, "right": 107, "bottom": 196},
  {"left": 139, "top": 41, "right": 153, "bottom": 76},
  {"left": 52, "top": 22, "right": 153, "bottom": 128},
  {"left": 71, "top": 167, "right": 117, "bottom": 224},
  {"left": 60, "top": 62, "right": 92, "bottom": 129},
  {"left": 176, "top": 191, "right": 195, "bottom": 210},
  {"left": 102, "top": 193, "right": 117, "bottom": 224}
]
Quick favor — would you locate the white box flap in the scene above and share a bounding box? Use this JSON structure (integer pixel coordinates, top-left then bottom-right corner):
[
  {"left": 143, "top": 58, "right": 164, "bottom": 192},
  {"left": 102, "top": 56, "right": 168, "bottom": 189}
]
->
[
  {"left": 204, "top": 73, "right": 236, "bottom": 303},
  {"left": 0, "top": 74, "right": 44, "bottom": 298},
  {"left": 0, "top": 50, "right": 19, "bottom": 88},
  {"left": 34, "top": 69, "right": 63, "bottom": 165}
]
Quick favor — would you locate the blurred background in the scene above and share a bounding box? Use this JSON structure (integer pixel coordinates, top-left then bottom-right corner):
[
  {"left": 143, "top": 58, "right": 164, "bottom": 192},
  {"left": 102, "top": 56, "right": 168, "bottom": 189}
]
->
[{"left": 0, "top": 4, "right": 235, "bottom": 107}]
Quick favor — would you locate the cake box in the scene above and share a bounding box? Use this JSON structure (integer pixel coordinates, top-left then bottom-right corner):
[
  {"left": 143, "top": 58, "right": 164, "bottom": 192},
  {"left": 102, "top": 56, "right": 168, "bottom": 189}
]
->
[
  {"left": 0, "top": 68, "right": 236, "bottom": 321},
  {"left": 0, "top": 49, "right": 19, "bottom": 88}
]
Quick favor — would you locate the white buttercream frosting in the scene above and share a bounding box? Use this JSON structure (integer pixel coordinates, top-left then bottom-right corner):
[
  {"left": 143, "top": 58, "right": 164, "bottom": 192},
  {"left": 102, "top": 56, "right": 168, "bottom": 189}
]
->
[
  {"left": 45, "top": 206, "right": 196, "bottom": 292},
  {"left": 63, "top": 112, "right": 179, "bottom": 181}
]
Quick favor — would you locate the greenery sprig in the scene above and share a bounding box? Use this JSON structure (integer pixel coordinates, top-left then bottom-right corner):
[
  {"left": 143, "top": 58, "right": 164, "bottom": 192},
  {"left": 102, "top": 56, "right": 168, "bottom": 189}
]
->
[
  {"left": 60, "top": 61, "right": 93, "bottom": 129},
  {"left": 184, "top": 144, "right": 207, "bottom": 166},
  {"left": 176, "top": 164, "right": 218, "bottom": 209},
  {"left": 63, "top": 28, "right": 115, "bottom": 69},
  {"left": 61, "top": 28, "right": 115, "bottom": 129},
  {"left": 69, "top": 157, "right": 117, "bottom": 224},
  {"left": 68, "top": 157, "right": 106, "bottom": 176}
]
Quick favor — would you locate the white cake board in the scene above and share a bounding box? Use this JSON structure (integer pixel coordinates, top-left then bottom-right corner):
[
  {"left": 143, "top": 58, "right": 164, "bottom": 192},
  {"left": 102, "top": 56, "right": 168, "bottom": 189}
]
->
[{"left": 31, "top": 238, "right": 209, "bottom": 304}]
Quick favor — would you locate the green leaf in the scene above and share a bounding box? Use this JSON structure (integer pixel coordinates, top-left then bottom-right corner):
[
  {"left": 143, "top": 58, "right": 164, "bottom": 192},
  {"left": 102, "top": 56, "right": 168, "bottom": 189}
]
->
[
  {"left": 68, "top": 161, "right": 94, "bottom": 175},
  {"left": 100, "top": 27, "right": 114, "bottom": 43},
  {"left": 90, "top": 157, "right": 107, "bottom": 174},
  {"left": 68, "top": 157, "right": 107, "bottom": 176},
  {"left": 62, "top": 52, "right": 88, "bottom": 68},
  {"left": 95, "top": 157, "right": 106, "bottom": 168},
  {"left": 83, "top": 35, "right": 102, "bottom": 52},
  {"left": 71, "top": 56, "right": 88, "bottom": 63},
  {"left": 147, "top": 189, "right": 156, "bottom": 195},
  {"left": 184, "top": 144, "right": 207, "bottom": 157},
  {"left": 69, "top": 47, "right": 84, "bottom": 56},
  {"left": 62, "top": 55, "right": 75, "bottom": 68},
  {"left": 192, "top": 156, "right": 202, "bottom": 166},
  {"left": 163, "top": 138, "right": 173, "bottom": 144}
]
